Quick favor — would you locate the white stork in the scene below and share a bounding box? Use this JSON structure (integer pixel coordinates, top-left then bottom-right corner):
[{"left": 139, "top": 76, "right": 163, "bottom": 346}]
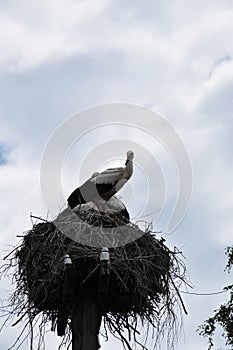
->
[
  {"left": 105, "top": 196, "right": 130, "bottom": 220},
  {"left": 73, "top": 196, "right": 130, "bottom": 220},
  {"left": 67, "top": 150, "right": 134, "bottom": 211}
]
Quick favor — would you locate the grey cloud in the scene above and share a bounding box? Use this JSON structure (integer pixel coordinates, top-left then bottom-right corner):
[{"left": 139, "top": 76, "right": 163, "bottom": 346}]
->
[{"left": 1, "top": 0, "right": 233, "bottom": 349}]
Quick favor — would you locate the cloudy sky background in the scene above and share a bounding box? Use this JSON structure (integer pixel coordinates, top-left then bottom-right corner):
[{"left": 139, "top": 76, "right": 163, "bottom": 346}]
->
[{"left": 1, "top": 0, "right": 233, "bottom": 349}]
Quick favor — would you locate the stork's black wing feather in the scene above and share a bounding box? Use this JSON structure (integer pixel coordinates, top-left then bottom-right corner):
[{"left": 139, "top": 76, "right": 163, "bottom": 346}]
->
[
  {"left": 96, "top": 183, "right": 114, "bottom": 196},
  {"left": 67, "top": 188, "right": 85, "bottom": 209},
  {"left": 68, "top": 182, "right": 115, "bottom": 208},
  {"left": 120, "top": 208, "right": 130, "bottom": 220}
]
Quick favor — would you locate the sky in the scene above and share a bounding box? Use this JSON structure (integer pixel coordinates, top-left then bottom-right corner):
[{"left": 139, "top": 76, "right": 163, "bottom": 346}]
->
[{"left": 0, "top": 0, "right": 233, "bottom": 349}]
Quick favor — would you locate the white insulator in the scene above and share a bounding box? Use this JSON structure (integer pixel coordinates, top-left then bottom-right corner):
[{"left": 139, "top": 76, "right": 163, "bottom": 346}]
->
[
  {"left": 100, "top": 247, "right": 109, "bottom": 262},
  {"left": 64, "top": 254, "right": 72, "bottom": 265}
]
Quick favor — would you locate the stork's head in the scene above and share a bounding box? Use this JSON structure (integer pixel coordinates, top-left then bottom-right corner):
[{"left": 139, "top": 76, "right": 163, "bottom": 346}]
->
[{"left": 126, "top": 150, "right": 134, "bottom": 161}]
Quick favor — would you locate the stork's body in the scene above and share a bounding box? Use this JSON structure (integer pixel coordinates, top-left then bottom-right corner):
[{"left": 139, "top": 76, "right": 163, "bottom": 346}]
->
[
  {"left": 67, "top": 151, "right": 134, "bottom": 210},
  {"left": 73, "top": 196, "right": 130, "bottom": 220}
]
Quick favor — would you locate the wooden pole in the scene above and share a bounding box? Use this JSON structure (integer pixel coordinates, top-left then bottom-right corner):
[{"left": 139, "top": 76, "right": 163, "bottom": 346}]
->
[{"left": 72, "top": 292, "right": 102, "bottom": 350}]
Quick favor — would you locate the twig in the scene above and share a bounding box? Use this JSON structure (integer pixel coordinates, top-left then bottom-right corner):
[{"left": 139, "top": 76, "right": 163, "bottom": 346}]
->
[{"left": 30, "top": 214, "right": 48, "bottom": 223}]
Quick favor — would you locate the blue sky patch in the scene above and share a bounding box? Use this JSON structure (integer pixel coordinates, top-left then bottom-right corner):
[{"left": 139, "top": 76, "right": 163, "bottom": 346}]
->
[{"left": 0, "top": 144, "right": 8, "bottom": 165}]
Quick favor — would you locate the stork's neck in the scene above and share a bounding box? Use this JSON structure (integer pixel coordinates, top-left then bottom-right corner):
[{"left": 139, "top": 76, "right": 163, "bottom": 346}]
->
[
  {"left": 125, "top": 159, "right": 133, "bottom": 165},
  {"left": 124, "top": 159, "right": 133, "bottom": 179}
]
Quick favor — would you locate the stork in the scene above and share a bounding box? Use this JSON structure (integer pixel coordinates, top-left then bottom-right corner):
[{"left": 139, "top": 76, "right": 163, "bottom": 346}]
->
[
  {"left": 67, "top": 150, "right": 134, "bottom": 211},
  {"left": 104, "top": 196, "right": 130, "bottom": 220},
  {"left": 73, "top": 196, "right": 130, "bottom": 220}
]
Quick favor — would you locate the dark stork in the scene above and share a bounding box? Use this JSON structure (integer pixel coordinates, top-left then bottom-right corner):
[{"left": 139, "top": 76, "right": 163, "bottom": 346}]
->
[{"left": 67, "top": 150, "right": 134, "bottom": 212}]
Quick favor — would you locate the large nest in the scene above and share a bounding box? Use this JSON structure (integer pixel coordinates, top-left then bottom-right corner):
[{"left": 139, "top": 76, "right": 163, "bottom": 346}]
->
[{"left": 1, "top": 209, "right": 188, "bottom": 350}]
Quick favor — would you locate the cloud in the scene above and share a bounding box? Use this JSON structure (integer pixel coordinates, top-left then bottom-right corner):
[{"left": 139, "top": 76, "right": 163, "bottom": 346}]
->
[
  {"left": 1, "top": 0, "right": 233, "bottom": 349},
  {"left": 0, "top": 0, "right": 109, "bottom": 71},
  {"left": 0, "top": 0, "right": 232, "bottom": 76}
]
